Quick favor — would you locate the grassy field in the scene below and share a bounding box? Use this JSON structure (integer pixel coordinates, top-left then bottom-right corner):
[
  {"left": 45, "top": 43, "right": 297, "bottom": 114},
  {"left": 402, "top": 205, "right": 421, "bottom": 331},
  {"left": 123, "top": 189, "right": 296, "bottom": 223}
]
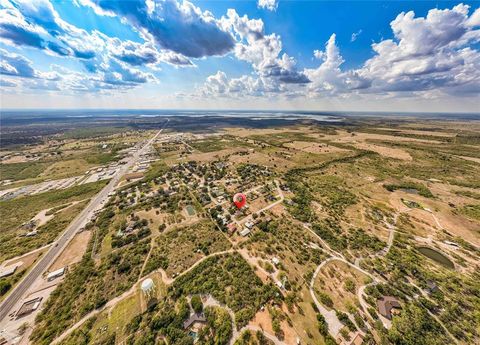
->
[
  {"left": 0, "top": 180, "right": 107, "bottom": 232},
  {"left": 144, "top": 220, "right": 231, "bottom": 277},
  {"left": 313, "top": 260, "right": 369, "bottom": 312},
  {"left": 0, "top": 200, "right": 89, "bottom": 261},
  {"left": 0, "top": 161, "right": 51, "bottom": 181},
  {"left": 190, "top": 136, "right": 253, "bottom": 153}
]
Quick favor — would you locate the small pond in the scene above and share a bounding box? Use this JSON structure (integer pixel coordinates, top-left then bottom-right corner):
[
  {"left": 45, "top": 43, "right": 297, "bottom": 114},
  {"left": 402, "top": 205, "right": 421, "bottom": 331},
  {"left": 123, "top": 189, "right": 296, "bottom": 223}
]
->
[{"left": 417, "top": 246, "right": 454, "bottom": 269}]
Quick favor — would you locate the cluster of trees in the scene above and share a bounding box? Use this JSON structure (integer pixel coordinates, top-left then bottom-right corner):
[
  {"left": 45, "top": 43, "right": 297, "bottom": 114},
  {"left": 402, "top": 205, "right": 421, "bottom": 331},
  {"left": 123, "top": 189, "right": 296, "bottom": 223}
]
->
[
  {"left": 316, "top": 313, "right": 336, "bottom": 345},
  {"left": 383, "top": 182, "right": 433, "bottom": 198},
  {"left": 284, "top": 176, "right": 315, "bottom": 222},
  {"left": 172, "top": 253, "right": 280, "bottom": 328},
  {"left": 0, "top": 269, "right": 25, "bottom": 297},
  {"left": 144, "top": 221, "right": 230, "bottom": 277},
  {"left": 31, "top": 224, "right": 150, "bottom": 345},
  {"left": 311, "top": 175, "right": 358, "bottom": 218},
  {"left": 112, "top": 225, "right": 151, "bottom": 248},
  {"left": 387, "top": 303, "right": 450, "bottom": 345},
  {"left": 143, "top": 249, "right": 169, "bottom": 277},
  {"left": 236, "top": 163, "right": 272, "bottom": 183},
  {"left": 197, "top": 307, "right": 233, "bottom": 345},
  {"left": 123, "top": 298, "right": 193, "bottom": 345},
  {"left": 347, "top": 228, "right": 386, "bottom": 252}
]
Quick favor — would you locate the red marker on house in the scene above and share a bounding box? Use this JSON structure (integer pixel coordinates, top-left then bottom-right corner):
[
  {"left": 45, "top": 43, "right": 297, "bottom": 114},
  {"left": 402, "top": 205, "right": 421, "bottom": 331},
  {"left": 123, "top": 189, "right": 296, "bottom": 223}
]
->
[{"left": 233, "top": 193, "right": 246, "bottom": 209}]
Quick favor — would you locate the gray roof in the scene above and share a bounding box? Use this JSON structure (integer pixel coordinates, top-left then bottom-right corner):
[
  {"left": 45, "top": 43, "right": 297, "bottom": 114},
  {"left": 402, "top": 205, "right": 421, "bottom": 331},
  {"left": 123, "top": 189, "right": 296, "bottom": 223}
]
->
[{"left": 183, "top": 312, "right": 206, "bottom": 329}]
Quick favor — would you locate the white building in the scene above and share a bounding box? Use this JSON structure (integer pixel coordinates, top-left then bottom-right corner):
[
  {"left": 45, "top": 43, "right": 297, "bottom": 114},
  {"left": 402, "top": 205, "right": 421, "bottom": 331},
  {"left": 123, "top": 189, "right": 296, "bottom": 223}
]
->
[
  {"left": 240, "top": 228, "right": 251, "bottom": 237},
  {"left": 47, "top": 267, "right": 65, "bottom": 281}
]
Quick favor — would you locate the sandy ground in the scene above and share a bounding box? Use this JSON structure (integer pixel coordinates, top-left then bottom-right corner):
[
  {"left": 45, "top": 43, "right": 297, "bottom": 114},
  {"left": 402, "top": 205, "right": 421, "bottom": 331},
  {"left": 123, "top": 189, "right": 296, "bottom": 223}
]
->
[
  {"left": 248, "top": 308, "right": 298, "bottom": 345},
  {"left": 49, "top": 231, "right": 92, "bottom": 271},
  {"left": 1, "top": 155, "right": 32, "bottom": 164},
  {"left": 32, "top": 209, "right": 55, "bottom": 227},
  {"left": 315, "top": 130, "right": 443, "bottom": 144},
  {"left": 268, "top": 203, "right": 288, "bottom": 218},
  {"left": 184, "top": 148, "right": 241, "bottom": 162},
  {"left": 224, "top": 127, "right": 309, "bottom": 138},
  {"left": 456, "top": 155, "right": 480, "bottom": 164},
  {"left": 284, "top": 141, "right": 349, "bottom": 154},
  {"left": 354, "top": 142, "right": 412, "bottom": 160},
  {"left": 388, "top": 191, "right": 480, "bottom": 245},
  {"left": 374, "top": 128, "right": 457, "bottom": 137},
  {"left": 1, "top": 247, "right": 48, "bottom": 273},
  {"left": 314, "top": 260, "right": 368, "bottom": 313}
]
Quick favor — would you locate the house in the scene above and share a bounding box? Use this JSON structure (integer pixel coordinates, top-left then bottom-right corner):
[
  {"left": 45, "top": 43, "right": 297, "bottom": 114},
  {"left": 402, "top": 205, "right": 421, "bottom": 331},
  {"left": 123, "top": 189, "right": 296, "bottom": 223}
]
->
[
  {"left": 272, "top": 257, "right": 280, "bottom": 266},
  {"left": 227, "top": 223, "right": 237, "bottom": 235},
  {"left": 183, "top": 312, "right": 207, "bottom": 329},
  {"left": 245, "top": 221, "right": 254, "bottom": 229},
  {"left": 240, "top": 228, "right": 251, "bottom": 237},
  {"left": 377, "top": 296, "right": 402, "bottom": 320}
]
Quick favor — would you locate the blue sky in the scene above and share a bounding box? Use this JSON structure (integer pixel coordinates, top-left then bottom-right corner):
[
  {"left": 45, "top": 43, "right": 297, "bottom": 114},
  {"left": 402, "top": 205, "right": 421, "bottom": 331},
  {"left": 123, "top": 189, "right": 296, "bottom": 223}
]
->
[{"left": 1, "top": 0, "right": 479, "bottom": 112}]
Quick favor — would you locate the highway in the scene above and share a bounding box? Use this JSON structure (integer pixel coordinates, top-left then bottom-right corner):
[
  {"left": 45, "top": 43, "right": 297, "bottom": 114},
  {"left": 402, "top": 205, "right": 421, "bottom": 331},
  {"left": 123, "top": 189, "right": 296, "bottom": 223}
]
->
[{"left": 0, "top": 122, "right": 167, "bottom": 323}]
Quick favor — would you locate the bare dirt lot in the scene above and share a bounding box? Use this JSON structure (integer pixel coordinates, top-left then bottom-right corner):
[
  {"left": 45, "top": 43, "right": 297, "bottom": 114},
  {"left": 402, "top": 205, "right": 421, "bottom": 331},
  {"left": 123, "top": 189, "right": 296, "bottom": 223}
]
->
[
  {"left": 284, "top": 141, "right": 350, "bottom": 154},
  {"left": 1, "top": 246, "right": 47, "bottom": 272},
  {"left": 224, "top": 127, "right": 308, "bottom": 138},
  {"left": 315, "top": 130, "right": 443, "bottom": 144},
  {"left": 49, "top": 230, "right": 92, "bottom": 271},
  {"left": 248, "top": 307, "right": 298, "bottom": 344},
  {"left": 353, "top": 142, "right": 412, "bottom": 160},
  {"left": 375, "top": 128, "right": 457, "bottom": 137}
]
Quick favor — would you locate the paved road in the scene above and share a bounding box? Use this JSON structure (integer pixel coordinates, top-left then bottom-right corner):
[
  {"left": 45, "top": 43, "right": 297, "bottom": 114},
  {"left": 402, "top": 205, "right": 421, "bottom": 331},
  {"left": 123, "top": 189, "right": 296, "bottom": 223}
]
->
[{"left": 0, "top": 123, "right": 167, "bottom": 323}]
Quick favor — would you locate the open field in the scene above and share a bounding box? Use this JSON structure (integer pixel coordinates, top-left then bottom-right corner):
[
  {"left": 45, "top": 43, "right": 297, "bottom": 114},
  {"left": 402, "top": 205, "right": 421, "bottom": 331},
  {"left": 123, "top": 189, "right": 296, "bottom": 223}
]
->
[
  {"left": 1, "top": 114, "right": 479, "bottom": 345},
  {"left": 49, "top": 230, "right": 92, "bottom": 271},
  {"left": 313, "top": 260, "right": 369, "bottom": 312},
  {"left": 0, "top": 199, "right": 91, "bottom": 262},
  {"left": 145, "top": 220, "right": 231, "bottom": 277}
]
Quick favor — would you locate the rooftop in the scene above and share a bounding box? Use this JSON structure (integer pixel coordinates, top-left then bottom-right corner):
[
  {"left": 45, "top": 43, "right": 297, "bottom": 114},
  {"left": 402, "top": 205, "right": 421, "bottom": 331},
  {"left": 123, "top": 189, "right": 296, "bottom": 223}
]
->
[{"left": 377, "top": 296, "right": 401, "bottom": 320}]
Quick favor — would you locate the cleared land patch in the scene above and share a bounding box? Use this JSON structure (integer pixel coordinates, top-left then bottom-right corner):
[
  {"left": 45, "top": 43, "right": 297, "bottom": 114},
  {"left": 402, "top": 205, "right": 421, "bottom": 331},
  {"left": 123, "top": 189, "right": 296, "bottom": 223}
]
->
[
  {"left": 313, "top": 260, "right": 369, "bottom": 312},
  {"left": 144, "top": 220, "right": 231, "bottom": 277},
  {"left": 284, "top": 141, "right": 350, "bottom": 154}
]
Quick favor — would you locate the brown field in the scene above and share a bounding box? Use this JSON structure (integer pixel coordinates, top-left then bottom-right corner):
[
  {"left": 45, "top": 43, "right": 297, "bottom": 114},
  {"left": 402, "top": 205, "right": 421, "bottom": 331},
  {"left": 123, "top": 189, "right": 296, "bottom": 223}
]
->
[
  {"left": 375, "top": 128, "right": 457, "bottom": 137},
  {"left": 49, "top": 230, "right": 92, "bottom": 271},
  {"left": 229, "top": 151, "right": 291, "bottom": 169},
  {"left": 183, "top": 148, "right": 242, "bottom": 163},
  {"left": 284, "top": 141, "right": 350, "bottom": 154},
  {"left": 313, "top": 260, "right": 369, "bottom": 312},
  {"left": 353, "top": 142, "right": 412, "bottom": 160},
  {"left": 248, "top": 307, "right": 299, "bottom": 345},
  {"left": 224, "top": 127, "right": 309, "bottom": 138},
  {"left": 387, "top": 191, "right": 480, "bottom": 245},
  {"left": 2, "top": 246, "right": 47, "bottom": 272},
  {"left": 286, "top": 286, "right": 325, "bottom": 344},
  {"left": 314, "top": 130, "right": 443, "bottom": 145},
  {"left": 456, "top": 155, "right": 480, "bottom": 164}
]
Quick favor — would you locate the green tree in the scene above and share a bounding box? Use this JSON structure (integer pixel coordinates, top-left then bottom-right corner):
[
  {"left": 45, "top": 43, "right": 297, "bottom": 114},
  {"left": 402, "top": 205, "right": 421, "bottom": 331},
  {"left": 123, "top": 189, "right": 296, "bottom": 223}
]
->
[
  {"left": 191, "top": 295, "right": 203, "bottom": 314},
  {"left": 387, "top": 303, "right": 448, "bottom": 345}
]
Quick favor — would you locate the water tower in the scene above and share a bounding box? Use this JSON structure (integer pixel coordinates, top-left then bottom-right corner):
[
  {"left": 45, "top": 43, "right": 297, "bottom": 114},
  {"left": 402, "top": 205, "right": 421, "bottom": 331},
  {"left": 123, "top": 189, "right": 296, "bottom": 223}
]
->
[{"left": 141, "top": 278, "right": 155, "bottom": 300}]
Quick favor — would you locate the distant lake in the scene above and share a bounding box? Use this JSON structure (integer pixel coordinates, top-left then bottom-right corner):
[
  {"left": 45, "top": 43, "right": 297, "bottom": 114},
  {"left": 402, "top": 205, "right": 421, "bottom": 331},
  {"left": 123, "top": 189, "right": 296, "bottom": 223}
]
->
[{"left": 417, "top": 246, "right": 454, "bottom": 269}]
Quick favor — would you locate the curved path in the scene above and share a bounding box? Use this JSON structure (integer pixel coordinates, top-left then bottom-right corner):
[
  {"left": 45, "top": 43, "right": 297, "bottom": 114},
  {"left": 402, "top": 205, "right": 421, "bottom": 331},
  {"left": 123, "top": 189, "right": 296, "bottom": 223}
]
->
[{"left": 52, "top": 249, "right": 235, "bottom": 344}]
